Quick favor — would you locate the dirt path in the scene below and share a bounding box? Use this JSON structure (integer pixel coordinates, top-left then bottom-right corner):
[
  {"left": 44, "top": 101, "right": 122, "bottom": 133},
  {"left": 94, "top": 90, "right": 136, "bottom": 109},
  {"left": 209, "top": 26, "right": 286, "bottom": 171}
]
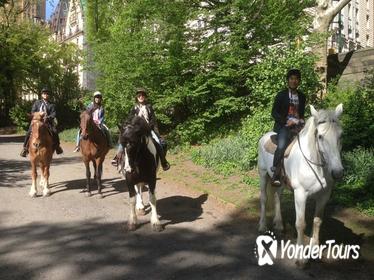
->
[{"left": 0, "top": 134, "right": 373, "bottom": 280}]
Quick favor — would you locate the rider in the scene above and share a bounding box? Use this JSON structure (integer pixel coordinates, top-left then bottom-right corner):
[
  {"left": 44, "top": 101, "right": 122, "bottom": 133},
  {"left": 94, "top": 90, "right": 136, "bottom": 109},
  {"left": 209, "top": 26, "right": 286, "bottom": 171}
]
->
[
  {"left": 271, "top": 69, "right": 306, "bottom": 186},
  {"left": 20, "top": 87, "right": 63, "bottom": 157},
  {"left": 73, "top": 91, "right": 112, "bottom": 152},
  {"left": 113, "top": 88, "right": 170, "bottom": 171}
]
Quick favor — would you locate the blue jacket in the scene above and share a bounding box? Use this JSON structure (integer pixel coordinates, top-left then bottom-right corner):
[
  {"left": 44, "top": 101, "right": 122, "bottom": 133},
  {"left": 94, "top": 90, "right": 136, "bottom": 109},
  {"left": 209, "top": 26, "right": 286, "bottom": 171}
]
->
[{"left": 87, "top": 102, "right": 105, "bottom": 125}]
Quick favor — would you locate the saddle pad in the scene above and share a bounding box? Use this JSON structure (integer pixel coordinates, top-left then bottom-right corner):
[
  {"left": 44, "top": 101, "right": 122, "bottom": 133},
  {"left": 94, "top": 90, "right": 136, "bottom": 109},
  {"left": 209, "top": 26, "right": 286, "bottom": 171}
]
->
[{"left": 264, "top": 134, "right": 297, "bottom": 158}]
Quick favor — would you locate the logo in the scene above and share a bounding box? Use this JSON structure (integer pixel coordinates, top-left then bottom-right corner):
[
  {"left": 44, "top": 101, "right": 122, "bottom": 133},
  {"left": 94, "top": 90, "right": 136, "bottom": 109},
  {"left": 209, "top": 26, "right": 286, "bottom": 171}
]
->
[
  {"left": 254, "top": 231, "right": 360, "bottom": 266},
  {"left": 254, "top": 231, "right": 277, "bottom": 266}
]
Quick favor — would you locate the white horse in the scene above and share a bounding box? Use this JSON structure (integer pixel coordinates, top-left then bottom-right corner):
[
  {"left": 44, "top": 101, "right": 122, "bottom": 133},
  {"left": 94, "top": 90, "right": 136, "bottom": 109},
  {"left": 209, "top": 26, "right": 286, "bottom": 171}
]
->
[{"left": 257, "top": 104, "right": 344, "bottom": 264}]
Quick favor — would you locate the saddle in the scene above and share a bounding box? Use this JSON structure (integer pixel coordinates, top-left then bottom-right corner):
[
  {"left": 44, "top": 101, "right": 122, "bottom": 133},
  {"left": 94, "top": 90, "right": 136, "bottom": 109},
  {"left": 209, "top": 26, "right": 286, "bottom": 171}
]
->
[{"left": 264, "top": 134, "right": 297, "bottom": 157}]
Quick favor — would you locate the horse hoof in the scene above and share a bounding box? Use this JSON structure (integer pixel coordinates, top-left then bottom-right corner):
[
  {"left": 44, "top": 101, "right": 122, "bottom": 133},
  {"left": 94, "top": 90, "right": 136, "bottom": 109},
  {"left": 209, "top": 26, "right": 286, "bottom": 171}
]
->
[
  {"left": 152, "top": 223, "right": 163, "bottom": 232},
  {"left": 97, "top": 193, "right": 104, "bottom": 199},
  {"left": 127, "top": 223, "right": 137, "bottom": 231},
  {"left": 136, "top": 208, "right": 146, "bottom": 216},
  {"left": 43, "top": 192, "right": 51, "bottom": 197},
  {"left": 29, "top": 192, "right": 37, "bottom": 198},
  {"left": 85, "top": 192, "right": 92, "bottom": 197}
]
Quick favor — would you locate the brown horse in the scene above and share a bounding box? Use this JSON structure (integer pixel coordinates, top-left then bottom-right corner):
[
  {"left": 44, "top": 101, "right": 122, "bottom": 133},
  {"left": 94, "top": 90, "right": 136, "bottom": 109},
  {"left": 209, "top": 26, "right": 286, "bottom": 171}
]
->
[
  {"left": 29, "top": 112, "right": 54, "bottom": 197},
  {"left": 79, "top": 110, "right": 109, "bottom": 198}
]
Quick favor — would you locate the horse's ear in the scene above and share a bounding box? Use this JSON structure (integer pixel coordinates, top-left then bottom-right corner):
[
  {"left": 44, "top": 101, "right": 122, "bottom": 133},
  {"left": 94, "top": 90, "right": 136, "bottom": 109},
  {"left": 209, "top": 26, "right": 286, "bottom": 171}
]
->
[
  {"left": 310, "top": 105, "right": 318, "bottom": 118},
  {"left": 335, "top": 103, "right": 343, "bottom": 119}
]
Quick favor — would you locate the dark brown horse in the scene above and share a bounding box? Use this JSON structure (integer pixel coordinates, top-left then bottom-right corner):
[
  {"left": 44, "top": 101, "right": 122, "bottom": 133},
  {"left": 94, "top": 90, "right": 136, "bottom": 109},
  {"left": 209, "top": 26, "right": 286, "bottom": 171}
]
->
[
  {"left": 29, "top": 112, "right": 54, "bottom": 197},
  {"left": 79, "top": 110, "right": 109, "bottom": 197}
]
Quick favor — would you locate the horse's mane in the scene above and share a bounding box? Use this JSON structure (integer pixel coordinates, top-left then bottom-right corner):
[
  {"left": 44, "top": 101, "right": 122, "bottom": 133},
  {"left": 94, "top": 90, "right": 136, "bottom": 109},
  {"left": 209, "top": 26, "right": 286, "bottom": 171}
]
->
[
  {"left": 32, "top": 112, "right": 45, "bottom": 121},
  {"left": 300, "top": 108, "right": 342, "bottom": 142},
  {"left": 130, "top": 116, "right": 151, "bottom": 136},
  {"left": 121, "top": 116, "right": 151, "bottom": 145},
  {"left": 80, "top": 109, "right": 91, "bottom": 118}
]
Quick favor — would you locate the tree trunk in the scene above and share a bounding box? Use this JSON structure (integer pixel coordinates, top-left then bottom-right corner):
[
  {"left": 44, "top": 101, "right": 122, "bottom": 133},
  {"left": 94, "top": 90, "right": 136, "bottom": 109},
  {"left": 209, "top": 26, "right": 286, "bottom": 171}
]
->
[{"left": 312, "top": 0, "right": 352, "bottom": 95}]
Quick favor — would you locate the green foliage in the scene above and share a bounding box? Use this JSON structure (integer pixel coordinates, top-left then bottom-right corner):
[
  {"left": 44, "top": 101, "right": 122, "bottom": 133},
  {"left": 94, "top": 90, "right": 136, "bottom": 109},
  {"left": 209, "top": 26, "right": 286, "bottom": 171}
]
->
[
  {"left": 191, "top": 108, "right": 273, "bottom": 174},
  {"left": 9, "top": 101, "right": 33, "bottom": 131},
  {"left": 59, "top": 127, "right": 79, "bottom": 143},
  {"left": 87, "top": 0, "right": 317, "bottom": 143},
  {"left": 333, "top": 148, "right": 374, "bottom": 216},
  {"left": 247, "top": 46, "right": 320, "bottom": 107},
  {"left": 0, "top": 14, "right": 82, "bottom": 128},
  {"left": 239, "top": 108, "right": 273, "bottom": 165},
  {"left": 323, "top": 69, "right": 374, "bottom": 150}
]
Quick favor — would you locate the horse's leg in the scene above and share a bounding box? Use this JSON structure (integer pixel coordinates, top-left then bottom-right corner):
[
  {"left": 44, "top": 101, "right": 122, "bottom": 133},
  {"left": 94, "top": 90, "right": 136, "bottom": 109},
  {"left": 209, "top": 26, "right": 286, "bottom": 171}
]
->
[
  {"left": 273, "top": 186, "right": 284, "bottom": 232},
  {"left": 84, "top": 161, "right": 92, "bottom": 197},
  {"left": 311, "top": 189, "right": 332, "bottom": 247},
  {"left": 29, "top": 160, "right": 38, "bottom": 198},
  {"left": 258, "top": 169, "right": 268, "bottom": 232},
  {"left": 127, "top": 183, "right": 137, "bottom": 231},
  {"left": 42, "top": 163, "right": 51, "bottom": 197},
  {"left": 294, "top": 188, "right": 307, "bottom": 266},
  {"left": 135, "top": 183, "right": 146, "bottom": 215},
  {"left": 148, "top": 181, "right": 162, "bottom": 232},
  {"left": 93, "top": 160, "right": 97, "bottom": 180},
  {"left": 96, "top": 159, "right": 104, "bottom": 199}
]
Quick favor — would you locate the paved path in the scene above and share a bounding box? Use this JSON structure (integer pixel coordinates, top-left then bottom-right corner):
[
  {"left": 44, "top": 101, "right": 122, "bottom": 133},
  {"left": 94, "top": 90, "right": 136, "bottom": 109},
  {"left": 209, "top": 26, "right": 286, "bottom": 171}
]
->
[{"left": 0, "top": 135, "right": 372, "bottom": 280}]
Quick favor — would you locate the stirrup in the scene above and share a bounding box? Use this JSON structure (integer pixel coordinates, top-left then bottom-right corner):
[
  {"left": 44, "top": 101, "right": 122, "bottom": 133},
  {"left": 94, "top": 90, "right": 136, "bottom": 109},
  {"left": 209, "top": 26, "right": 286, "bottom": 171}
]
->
[{"left": 20, "top": 148, "right": 28, "bottom": 157}]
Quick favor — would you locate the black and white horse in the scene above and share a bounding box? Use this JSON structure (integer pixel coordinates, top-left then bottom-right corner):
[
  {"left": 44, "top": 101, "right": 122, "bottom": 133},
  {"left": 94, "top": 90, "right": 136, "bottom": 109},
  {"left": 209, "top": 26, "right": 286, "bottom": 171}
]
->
[{"left": 120, "top": 116, "right": 162, "bottom": 231}]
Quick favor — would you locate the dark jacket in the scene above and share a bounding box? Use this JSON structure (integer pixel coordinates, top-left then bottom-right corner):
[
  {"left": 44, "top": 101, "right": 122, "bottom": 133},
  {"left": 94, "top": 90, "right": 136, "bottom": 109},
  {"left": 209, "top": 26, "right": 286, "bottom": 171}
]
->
[
  {"left": 31, "top": 100, "right": 57, "bottom": 125},
  {"left": 271, "top": 89, "right": 306, "bottom": 133},
  {"left": 127, "top": 103, "right": 159, "bottom": 133}
]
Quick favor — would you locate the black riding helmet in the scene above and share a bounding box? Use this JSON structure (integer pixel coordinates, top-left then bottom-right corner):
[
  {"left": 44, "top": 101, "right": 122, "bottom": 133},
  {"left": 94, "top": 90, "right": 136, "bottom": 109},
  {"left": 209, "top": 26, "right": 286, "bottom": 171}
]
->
[
  {"left": 41, "top": 87, "right": 50, "bottom": 94},
  {"left": 286, "top": 69, "right": 301, "bottom": 81},
  {"left": 136, "top": 87, "right": 147, "bottom": 96},
  {"left": 135, "top": 88, "right": 148, "bottom": 102}
]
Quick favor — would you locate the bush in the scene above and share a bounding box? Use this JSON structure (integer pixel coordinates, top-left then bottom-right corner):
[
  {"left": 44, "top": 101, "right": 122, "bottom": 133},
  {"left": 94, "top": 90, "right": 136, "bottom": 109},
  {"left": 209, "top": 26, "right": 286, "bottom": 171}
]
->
[
  {"left": 9, "top": 101, "right": 33, "bottom": 131},
  {"left": 59, "top": 128, "right": 79, "bottom": 143},
  {"left": 333, "top": 147, "right": 374, "bottom": 215},
  {"left": 191, "top": 108, "right": 273, "bottom": 174},
  {"left": 324, "top": 70, "right": 374, "bottom": 150},
  {"left": 239, "top": 108, "right": 273, "bottom": 166}
]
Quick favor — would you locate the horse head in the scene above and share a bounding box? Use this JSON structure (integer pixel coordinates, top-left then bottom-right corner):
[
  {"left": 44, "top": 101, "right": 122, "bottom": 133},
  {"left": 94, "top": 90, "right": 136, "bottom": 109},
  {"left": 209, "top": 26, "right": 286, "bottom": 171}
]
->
[
  {"left": 310, "top": 104, "right": 344, "bottom": 180},
  {"left": 30, "top": 112, "right": 48, "bottom": 149},
  {"left": 120, "top": 116, "right": 150, "bottom": 172},
  {"left": 80, "top": 110, "right": 93, "bottom": 140}
]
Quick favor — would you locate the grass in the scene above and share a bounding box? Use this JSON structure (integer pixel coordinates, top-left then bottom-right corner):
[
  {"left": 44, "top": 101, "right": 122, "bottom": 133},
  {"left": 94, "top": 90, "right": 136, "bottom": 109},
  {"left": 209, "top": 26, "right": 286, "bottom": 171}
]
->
[{"left": 60, "top": 127, "right": 78, "bottom": 143}]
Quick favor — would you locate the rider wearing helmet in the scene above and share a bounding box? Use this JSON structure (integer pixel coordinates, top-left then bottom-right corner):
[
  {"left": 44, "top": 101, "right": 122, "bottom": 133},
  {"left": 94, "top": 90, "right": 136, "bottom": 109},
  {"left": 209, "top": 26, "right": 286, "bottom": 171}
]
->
[
  {"left": 271, "top": 69, "right": 306, "bottom": 186},
  {"left": 20, "top": 87, "right": 63, "bottom": 157},
  {"left": 114, "top": 88, "right": 170, "bottom": 171},
  {"left": 73, "top": 91, "right": 112, "bottom": 152}
]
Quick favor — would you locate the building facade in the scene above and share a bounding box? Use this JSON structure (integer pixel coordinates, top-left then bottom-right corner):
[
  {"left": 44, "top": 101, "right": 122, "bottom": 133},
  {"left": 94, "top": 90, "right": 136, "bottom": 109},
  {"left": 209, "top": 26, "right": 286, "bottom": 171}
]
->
[
  {"left": 0, "top": 0, "right": 46, "bottom": 23},
  {"left": 19, "top": 0, "right": 46, "bottom": 22},
  {"left": 49, "top": 0, "right": 95, "bottom": 90},
  {"left": 330, "top": 0, "right": 374, "bottom": 53}
]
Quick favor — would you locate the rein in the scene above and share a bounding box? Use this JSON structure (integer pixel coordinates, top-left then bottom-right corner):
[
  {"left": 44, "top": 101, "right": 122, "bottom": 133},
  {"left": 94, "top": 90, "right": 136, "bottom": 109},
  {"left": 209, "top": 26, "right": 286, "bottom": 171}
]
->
[
  {"left": 120, "top": 135, "right": 149, "bottom": 175},
  {"left": 297, "top": 131, "right": 326, "bottom": 188}
]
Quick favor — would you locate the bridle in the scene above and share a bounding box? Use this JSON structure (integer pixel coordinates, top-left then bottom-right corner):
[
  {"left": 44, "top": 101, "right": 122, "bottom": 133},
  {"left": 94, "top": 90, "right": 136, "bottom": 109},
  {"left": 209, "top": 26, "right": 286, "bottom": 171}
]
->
[
  {"left": 297, "top": 125, "right": 327, "bottom": 188},
  {"left": 120, "top": 129, "right": 148, "bottom": 175},
  {"left": 31, "top": 118, "right": 48, "bottom": 151}
]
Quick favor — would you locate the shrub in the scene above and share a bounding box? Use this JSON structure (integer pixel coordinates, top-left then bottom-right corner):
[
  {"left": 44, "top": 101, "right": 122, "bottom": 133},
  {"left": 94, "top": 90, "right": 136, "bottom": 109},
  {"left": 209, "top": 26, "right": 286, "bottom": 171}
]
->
[
  {"left": 59, "top": 128, "right": 79, "bottom": 143},
  {"left": 239, "top": 107, "right": 273, "bottom": 166},
  {"left": 333, "top": 147, "right": 374, "bottom": 216},
  {"left": 191, "top": 108, "right": 273, "bottom": 174},
  {"left": 324, "top": 70, "right": 374, "bottom": 150},
  {"left": 9, "top": 101, "right": 33, "bottom": 131}
]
